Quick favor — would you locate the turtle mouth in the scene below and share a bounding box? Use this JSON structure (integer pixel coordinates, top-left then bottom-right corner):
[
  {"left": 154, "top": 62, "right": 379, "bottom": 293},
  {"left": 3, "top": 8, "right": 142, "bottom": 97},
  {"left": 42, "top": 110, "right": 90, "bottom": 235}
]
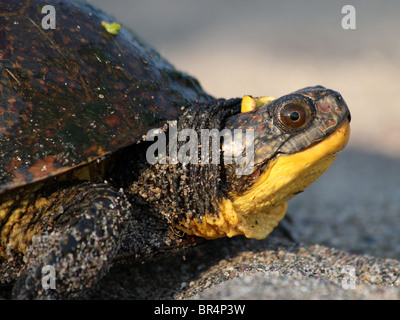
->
[
  {"left": 303, "top": 116, "right": 351, "bottom": 155},
  {"left": 272, "top": 118, "right": 351, "bottom": 166},
  {"left": 200, "top": 118, "right": 351, "bottom": 240},
  {"left": 248, "top": 117, "right": 351, "bottom": 199},
  {"left": 274, "top": 108, "right": 351, "bottom": 159}
]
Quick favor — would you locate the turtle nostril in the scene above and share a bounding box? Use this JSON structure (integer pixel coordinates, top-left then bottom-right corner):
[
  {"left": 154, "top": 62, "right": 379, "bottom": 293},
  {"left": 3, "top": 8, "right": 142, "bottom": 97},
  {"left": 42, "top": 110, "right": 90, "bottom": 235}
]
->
[{"left": 347, "top": 113, "right": 351, "bottom": 123}]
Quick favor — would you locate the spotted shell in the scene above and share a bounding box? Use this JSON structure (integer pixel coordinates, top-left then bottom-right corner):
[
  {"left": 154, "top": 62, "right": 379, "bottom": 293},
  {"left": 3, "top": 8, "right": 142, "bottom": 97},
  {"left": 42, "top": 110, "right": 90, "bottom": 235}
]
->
[{"left": 0, "top": 0, "right": 211, "bottom": 193}]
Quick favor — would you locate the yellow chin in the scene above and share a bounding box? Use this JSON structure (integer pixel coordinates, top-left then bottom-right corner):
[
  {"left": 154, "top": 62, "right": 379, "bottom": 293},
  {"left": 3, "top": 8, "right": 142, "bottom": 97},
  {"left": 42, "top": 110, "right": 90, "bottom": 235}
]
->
[{"left": 175, "top": 120, "right": 350, "bottom": 240}]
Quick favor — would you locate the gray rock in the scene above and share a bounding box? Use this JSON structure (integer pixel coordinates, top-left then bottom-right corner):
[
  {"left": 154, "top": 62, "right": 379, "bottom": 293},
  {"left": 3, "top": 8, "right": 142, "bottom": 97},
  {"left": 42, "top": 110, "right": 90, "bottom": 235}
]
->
[
  {"left": 191, "top": 272, "right": 400, "bottom": 300},
  {"left": 88, "top": 148, "right": 400, "bottom": 300}
]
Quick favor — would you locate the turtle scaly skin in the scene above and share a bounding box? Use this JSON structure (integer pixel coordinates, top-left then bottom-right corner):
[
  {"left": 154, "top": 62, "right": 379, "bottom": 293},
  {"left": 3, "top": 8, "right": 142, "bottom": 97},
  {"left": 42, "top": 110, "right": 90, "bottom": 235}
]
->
[{"left": 0, "top": 0, "right": 350, "bottom": 299}]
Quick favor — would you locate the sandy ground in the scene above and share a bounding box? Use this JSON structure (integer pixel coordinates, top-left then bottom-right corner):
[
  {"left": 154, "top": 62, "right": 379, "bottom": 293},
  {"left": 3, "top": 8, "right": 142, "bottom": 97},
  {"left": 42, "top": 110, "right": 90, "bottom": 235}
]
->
[
  {"left": 2, "top": 0, "right": 398, "bottom": 300},
  {"left": 82, "top": 0, "right": 400, "bottom": 300}
]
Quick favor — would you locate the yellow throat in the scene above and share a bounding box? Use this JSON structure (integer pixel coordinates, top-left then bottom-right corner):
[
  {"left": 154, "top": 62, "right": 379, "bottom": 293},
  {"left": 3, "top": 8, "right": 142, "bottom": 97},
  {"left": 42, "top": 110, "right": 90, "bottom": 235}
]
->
[{"left": 176, "top": 119, "right": 351, "bottom": 239}]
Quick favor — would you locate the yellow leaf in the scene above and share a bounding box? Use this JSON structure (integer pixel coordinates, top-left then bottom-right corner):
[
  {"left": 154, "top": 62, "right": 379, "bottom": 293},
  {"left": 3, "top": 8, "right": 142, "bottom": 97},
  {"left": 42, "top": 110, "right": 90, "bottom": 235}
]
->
[{"left": 101, "top": 21, "right": 122, "bottom": 35}]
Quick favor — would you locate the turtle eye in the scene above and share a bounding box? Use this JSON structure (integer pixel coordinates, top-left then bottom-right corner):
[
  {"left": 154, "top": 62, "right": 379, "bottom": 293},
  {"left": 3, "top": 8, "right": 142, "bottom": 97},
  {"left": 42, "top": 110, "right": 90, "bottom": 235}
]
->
[{"left": 279, "top": 103, "right": 312, "bottom": 129}]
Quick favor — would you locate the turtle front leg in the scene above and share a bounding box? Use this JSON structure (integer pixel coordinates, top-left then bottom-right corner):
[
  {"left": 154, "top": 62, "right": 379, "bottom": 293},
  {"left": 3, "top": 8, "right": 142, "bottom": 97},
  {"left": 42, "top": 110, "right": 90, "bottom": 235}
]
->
[{"left": 12, "top": 182, "right": 131, "bottom": 299}]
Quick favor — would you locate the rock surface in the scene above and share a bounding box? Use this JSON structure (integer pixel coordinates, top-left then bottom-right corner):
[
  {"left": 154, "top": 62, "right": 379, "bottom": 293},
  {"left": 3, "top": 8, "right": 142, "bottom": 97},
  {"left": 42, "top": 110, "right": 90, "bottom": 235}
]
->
[
  {"left": 87, "top": 148, "right": 400, "bottom": 300},
  {"left": 81, "top": 1, "right": 400, "bottom": 299},
  {"left": 1, "top": 0, "right": 399, "bottom": 301}
]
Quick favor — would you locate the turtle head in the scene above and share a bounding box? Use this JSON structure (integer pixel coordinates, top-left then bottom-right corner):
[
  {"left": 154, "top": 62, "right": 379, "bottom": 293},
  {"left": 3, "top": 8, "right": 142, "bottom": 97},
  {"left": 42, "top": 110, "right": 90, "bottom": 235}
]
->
[
  {"left": 178, "top": 86, "right": 351, "bottom": 239},
  {"left": 224, "top": 85, "right": 351, "bottom": 176}
]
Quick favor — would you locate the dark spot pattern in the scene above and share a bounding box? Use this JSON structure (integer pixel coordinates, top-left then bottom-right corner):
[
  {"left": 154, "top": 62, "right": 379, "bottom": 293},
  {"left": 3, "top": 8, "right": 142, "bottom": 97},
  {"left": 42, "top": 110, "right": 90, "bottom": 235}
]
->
[{"left": 0, "top": 0, "right": 212, "bottom": 193}]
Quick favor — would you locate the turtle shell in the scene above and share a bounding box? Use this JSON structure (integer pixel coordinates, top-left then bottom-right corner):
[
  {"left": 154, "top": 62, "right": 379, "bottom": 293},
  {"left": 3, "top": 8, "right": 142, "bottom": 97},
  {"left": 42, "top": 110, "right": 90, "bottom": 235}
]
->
[{"left": 0, "top": 0, "right": 211, "bottom": 193}]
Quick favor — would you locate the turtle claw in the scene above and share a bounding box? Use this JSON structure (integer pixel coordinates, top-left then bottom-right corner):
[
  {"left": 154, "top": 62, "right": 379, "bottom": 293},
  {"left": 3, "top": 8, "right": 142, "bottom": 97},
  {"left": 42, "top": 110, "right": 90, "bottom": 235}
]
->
[{"left": 11, "top": 183, "right": 130, "bottom": 299}]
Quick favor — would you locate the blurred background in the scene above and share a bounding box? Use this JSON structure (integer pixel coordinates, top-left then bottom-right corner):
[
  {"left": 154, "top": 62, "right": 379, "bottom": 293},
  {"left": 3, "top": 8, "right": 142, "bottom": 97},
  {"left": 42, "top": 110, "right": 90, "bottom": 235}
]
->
[
  {"left": 86, "top": 0, "right": 400, "bottom": 258},
  {"left": 87, "top": 0, "right": 400, "bottom": 157}
]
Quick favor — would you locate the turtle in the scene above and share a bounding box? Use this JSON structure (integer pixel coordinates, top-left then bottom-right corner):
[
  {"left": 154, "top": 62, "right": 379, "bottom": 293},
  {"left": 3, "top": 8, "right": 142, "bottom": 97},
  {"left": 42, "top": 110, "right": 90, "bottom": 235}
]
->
[{"left": 0, "top": 0, "right": 351, "bottom": 299}]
